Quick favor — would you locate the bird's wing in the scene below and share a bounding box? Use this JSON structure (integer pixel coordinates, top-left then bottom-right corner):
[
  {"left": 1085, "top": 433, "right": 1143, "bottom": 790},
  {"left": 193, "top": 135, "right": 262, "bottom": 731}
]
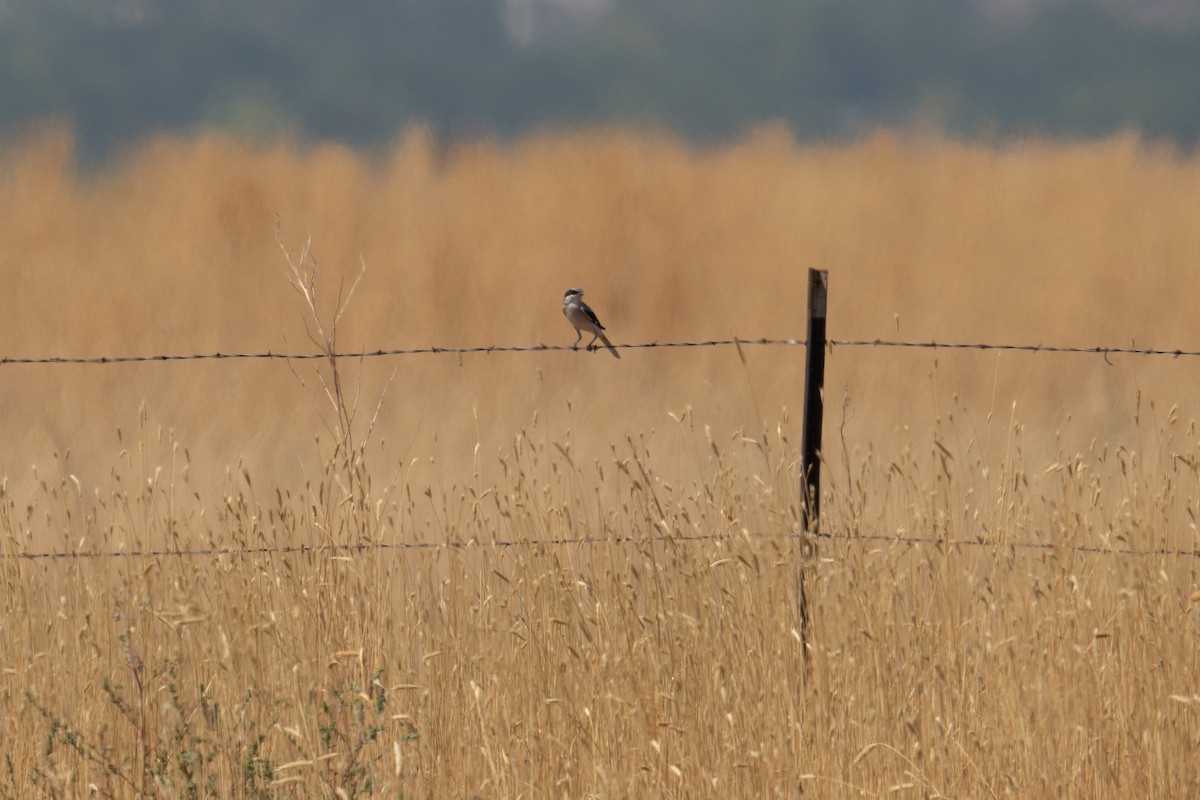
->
[{"left": 580, "top": 302, "right": 605, "bottom": 330}]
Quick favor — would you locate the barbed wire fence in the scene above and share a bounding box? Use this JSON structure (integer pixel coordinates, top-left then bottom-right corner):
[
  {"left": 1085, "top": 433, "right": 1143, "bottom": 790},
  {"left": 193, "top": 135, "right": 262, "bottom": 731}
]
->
[
  {"left": 4, "top": 530, "right": 1198, "bottom": 562},
  {"left": 2, "top": 327, "right": 1200, "bottom": 562},
  {"left": 3, "top": 336, "right": 1200, "bottom": 366}
]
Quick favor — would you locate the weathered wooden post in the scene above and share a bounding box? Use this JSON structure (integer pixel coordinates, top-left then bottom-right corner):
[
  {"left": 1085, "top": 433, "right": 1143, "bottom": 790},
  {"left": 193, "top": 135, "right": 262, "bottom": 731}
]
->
[
  {"left": 800, "top": 269, "right": 827, "bottom": 532},
  {"left": 798, "top": 268, "right": 827, "bottom": 668}
]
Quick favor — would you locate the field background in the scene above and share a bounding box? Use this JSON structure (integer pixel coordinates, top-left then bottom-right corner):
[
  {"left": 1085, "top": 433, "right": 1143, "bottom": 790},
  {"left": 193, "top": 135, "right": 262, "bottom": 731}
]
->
[
  {"left": 1, "top": 126, "right": 1199, "bottom": 796},
  {"left": 3, "top": 125, "right": 1200, "bottom": 498}
]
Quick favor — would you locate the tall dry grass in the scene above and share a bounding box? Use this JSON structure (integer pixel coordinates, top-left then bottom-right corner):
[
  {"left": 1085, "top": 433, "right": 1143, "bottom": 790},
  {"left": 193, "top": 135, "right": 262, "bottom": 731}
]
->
[{"left": 0, "top": 124, "right": 1199, "bottom": 796}]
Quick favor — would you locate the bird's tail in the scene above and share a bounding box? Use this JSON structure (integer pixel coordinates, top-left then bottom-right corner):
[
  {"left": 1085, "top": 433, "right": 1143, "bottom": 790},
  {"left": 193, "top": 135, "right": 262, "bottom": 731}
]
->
[{"left": 598, "top": 332, "right": 621, "bottom": 359}]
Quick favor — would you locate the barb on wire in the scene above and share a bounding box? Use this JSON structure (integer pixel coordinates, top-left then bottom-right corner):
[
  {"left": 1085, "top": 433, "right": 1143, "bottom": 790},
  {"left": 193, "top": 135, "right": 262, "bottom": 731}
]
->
[{"left": 4, "top": 528, "right": 1197, "bottom": 561}]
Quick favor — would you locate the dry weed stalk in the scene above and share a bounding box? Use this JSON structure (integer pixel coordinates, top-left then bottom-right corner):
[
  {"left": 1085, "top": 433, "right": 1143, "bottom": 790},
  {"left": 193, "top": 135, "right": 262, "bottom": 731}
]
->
[{"left": 275, "top": 221, "right": 395, "bottom": 537}]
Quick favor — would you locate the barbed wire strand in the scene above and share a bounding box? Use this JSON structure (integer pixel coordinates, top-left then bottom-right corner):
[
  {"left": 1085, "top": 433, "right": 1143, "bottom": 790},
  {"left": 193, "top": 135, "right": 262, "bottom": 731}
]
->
[
  {"left": 4, "top": 528, "right": 1196, "bottom": 561},
  {"left": 0, "top": 338, "right": 800, "bottom": 365},
  {"left": 830, "top": 339, "right": 1200, "bottom": 359},
  {"left": 4, "top": 336, "right": 1200, "bottom": 366}
]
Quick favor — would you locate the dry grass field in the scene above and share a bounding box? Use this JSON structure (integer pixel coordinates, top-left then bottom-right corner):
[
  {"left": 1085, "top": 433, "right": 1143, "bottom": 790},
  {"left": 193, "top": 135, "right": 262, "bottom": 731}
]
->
[{"left": 1, "top": 124, "right": 1199, "bottom": 797}]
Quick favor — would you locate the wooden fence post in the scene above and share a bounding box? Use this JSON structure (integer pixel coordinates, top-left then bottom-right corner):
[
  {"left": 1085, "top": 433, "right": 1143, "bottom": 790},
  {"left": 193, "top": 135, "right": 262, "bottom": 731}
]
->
[
  {"left": 798, "top": 268, "right": 827, "bottom": 669},
  {"left": 801, "top": 269, "right": 828, "bottom": 532}
]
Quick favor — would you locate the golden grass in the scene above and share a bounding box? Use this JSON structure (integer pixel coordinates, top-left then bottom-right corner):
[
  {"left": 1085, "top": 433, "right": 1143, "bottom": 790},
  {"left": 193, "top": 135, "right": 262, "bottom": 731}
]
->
[{"left": 1, "top": 124, "right": 1199, "bottom": 796}]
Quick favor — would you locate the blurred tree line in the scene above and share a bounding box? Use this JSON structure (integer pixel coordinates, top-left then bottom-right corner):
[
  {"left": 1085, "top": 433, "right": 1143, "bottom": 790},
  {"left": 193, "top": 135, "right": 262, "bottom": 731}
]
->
[{"left": 1, "top": 0, "right": 1197, "bottom": 161}]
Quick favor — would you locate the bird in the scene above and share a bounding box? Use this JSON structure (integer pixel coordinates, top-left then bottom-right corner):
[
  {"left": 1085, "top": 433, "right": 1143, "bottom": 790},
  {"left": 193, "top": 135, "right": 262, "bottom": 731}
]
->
[{"left": 562, "top": 287, "right": 620, "bottom": 359}]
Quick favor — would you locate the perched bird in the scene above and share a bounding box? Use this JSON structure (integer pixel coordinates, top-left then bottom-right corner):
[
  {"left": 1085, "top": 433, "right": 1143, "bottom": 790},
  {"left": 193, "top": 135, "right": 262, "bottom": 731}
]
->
[{"left": 562, "top": 287, "right": 620, "bottom": 359}]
